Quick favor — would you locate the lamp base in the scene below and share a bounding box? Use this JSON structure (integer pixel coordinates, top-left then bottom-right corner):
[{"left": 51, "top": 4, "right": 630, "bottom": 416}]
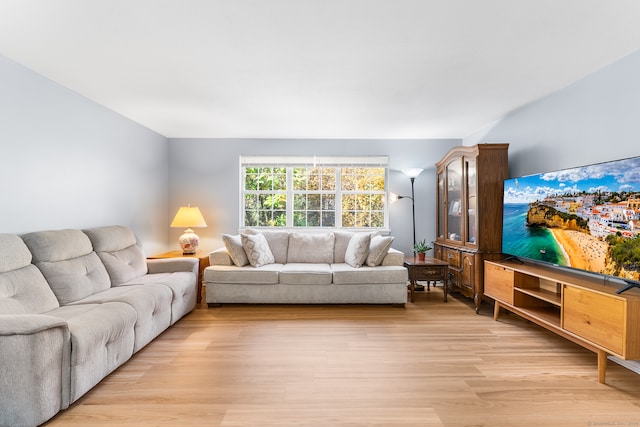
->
[{"left": 178, "top": 228, "right": 199, "bottom": 255}]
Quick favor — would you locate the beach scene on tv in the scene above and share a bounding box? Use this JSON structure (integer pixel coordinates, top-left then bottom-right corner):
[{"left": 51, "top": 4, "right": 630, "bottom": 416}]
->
[{"left": 502, "top": 156, "right": 640, "bottom": 282}]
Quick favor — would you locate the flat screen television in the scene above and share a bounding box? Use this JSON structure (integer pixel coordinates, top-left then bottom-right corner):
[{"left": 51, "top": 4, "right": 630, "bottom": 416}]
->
[{"left": 501, "top": 155, "right": 640, "bottom": 294}]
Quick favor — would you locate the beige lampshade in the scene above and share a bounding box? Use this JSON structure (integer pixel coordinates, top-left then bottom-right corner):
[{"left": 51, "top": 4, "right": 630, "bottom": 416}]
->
[{"left": 170, "top": 206, "right": 207, "bottom": 228}]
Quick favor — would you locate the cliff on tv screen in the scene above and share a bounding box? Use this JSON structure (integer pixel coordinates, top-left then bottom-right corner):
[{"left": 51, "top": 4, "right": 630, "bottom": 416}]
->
[{"left": 501, "top": 156, "right": 640, "bottom": 284}]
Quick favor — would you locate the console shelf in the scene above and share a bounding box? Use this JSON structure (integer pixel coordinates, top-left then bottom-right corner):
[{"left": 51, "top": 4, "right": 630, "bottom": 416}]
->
[{"left": 484, "top": 259, "right": 640, "bottom": 384}]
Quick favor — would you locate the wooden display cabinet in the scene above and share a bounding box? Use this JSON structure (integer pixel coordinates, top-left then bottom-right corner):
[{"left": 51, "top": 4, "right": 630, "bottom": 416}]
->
[
  {"left": 433, "top": 143, "right": 509, "bottom": 313},
  {"left": 484, "top": 259, "right": 640, "bottom": 383}
]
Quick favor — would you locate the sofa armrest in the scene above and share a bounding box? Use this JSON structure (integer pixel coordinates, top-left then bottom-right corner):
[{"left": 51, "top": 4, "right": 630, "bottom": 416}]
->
[
  {"left": 210, "top": 247, "right": 234, "bottom": 266},
  {"left": 0, "top": 314, "right": 72, "bottom": 426},
  {"left": 381, "top": 248, "right": 405, "bottom": 266},
  {"left": 147, "top": 258, "right": 199, "bottom": 275}
]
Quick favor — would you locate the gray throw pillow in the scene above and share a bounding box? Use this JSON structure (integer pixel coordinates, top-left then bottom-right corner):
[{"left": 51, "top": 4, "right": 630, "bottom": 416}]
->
[
  {"left": 241, "top": 233, "right": 275, "bottom": 267},
  {"left": 222, "top": 234, "right": 249, "bottom": 267},
  {"left": 344, "top": 233, "right": 371, "bottom": 268},
  {"left": 366, "top": 235, "right": 394, "bottom": 266}
]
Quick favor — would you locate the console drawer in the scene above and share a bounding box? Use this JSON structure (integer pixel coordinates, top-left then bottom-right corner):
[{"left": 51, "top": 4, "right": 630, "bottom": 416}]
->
[{"left": 563, "top": 286, "right": 624, "bottom": 355}]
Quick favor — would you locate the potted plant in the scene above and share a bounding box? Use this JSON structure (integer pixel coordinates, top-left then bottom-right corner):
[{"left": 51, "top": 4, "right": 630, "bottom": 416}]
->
[{"left": 413, "top": 239, "right": 432, "bottom": 261}]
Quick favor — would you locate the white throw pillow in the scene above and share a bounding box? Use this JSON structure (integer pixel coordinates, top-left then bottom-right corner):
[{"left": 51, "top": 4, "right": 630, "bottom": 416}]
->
[
  {"left": 241, "top": 233, "right": 275, "bottom": 267},
  {"left": 366, "top": 235, "right": 394, "bottom": 266},
  {"left": 344, "top": 233, "right": 371, "bottom": 268},
  {"left": 222, "top": 234, "right": 249, "bottom": 267}
]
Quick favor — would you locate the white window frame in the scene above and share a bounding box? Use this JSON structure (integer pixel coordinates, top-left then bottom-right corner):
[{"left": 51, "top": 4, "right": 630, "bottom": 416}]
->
[{"left": 240, "top": 155, "right": 389, "bottom": 230}]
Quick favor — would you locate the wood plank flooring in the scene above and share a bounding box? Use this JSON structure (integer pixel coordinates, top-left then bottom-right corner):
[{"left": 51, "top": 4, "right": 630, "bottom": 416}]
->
[{"left": 43, "top": 288, "right": 640, "bottom": 427}]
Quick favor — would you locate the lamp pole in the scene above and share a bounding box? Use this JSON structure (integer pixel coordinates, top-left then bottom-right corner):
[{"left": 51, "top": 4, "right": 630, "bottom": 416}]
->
[{"left": 410, "top": 176, "right": 416, "bottom": 254}]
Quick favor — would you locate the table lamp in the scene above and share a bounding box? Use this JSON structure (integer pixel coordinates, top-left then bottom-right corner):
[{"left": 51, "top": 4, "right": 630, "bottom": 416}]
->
[{"left": 170, "top": 205, "right": 207, "bottom": 254}]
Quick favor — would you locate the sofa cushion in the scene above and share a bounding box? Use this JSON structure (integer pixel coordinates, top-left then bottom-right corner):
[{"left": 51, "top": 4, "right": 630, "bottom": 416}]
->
[
  {"left": 0, "top": 234, "right": 60, "bottom": 314},
  {"left": 366, "top": 236, "right": 394, "bottom": 266},
  {"left": 241, "top": 233, "right": 275, "bottom": 267},
  {"left": 204, "top": 264, "right": 281, "bottom": 284},
  {"left": 22, "top": 229, "right": 112, "bottom": 305},
  {"left": 222, "top": 234, "right": 249, "bottom": 267},
  {"left": 48, "top": 302, "right": 137, "bottom": 402},
  {"left": 344, "top": 233, "right": 371, "bottom": 268},
  {"left": 70, "top": 284, "right": 172, "bottom": 353},
  {"left": 244, "top": 229, "right": 289, "bottom": 264},
  {"left": 331, "top": 264, "right": 408, "bottom": 284},
  {"left": 280, "top": 263, "right": 333, "bottom": 285},
  {"left": 83, "top": 226, "right": 147, "bottom": 284},
  {"left": 287, "top": 233, "right": 335, "bottom": 264}
]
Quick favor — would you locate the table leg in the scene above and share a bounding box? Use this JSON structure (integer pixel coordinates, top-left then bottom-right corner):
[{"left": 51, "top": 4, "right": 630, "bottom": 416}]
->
[{"left": 443, "top": 276, "right": 448, "bottom": 302}]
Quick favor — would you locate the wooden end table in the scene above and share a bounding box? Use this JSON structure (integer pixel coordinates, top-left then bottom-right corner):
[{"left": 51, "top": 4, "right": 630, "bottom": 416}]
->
[
  {"left": 403, "top": 256, "right": 449, "bottom": 303},
  {"left": 148, "top": 249, "right": 210, "bottom": 304}
]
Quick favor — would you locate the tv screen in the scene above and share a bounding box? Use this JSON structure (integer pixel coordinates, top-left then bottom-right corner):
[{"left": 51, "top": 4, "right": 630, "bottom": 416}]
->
[{"left": 501, "top": 155, "right": 640, "bottom": 291}]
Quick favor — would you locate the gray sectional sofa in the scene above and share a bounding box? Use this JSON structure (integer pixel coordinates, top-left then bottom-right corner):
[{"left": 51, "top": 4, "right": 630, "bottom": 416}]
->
[
  {"left": 204, "top": 230, "right": 408, "bottom": 306},
  {"left": 0, "top": 226, "right": 198, "bottom": 427}
]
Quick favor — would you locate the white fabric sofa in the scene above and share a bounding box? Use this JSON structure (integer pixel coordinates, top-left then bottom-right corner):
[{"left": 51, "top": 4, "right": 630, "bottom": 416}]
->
[
  {"left": 0, "top": 226, "right": 198, "bottom": 427},
  {"left": 204, "top": 230, "right": 408, "bottom": 306}
]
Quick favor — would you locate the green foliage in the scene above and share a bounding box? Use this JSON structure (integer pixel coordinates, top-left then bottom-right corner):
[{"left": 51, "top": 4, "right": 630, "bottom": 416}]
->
[
  {"left": 413, "top": 239, "right": 432, "bottom": 253},
  {"left": 243, "top": 165, "right": 386, "bottom": 228},
  {"left": 605, "top": 234, "right": 640, "bottom": 271}
]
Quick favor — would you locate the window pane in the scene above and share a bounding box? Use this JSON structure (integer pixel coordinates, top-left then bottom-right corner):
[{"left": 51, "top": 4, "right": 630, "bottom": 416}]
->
[
  {"left": 342, "top": 211, "right": 355, "bottom": 227},
  {"left": 294, "top": 211, "right": 306, "bottom": 226},
  {"left": 321, "top": 168, "right": 336, "bottom": 190},
  {"left": 308, "top": 194, "right": 321, "bottom": 210},
  {"left": 322, "top": 211, "right": 335, "bottom": 227},
  {"left": 294, "top": 194, "right": 306, "bottom": 210},
  {"left": 308, "top": 211, "right": 320, "bottom": 226},
  {"left": 371, "top": 194, "right": 384, "bottom": 210}
]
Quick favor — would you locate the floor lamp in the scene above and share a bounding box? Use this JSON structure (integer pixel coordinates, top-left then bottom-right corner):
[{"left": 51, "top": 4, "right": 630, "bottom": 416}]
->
[{"left": 390, "top": 168, "right": 424, "bottom": 255}]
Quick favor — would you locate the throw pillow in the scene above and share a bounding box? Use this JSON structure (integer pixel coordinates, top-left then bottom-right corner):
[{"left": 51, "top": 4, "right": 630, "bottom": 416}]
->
[
  {"left": 366, "top": 235, "right": 394, "bottom": 266},
  {"left": 241, "top": 233, "right": 275, "bottom": 267},
  {"left": 222, "top": 234, "right": 249, "bottom": 267},
  {"left": 344, "top": 233, "right": 371, "bottom": 268}
]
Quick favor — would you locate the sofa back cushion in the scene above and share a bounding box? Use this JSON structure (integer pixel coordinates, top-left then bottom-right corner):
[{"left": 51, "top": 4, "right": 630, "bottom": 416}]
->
[
  {"left": 83, "top": 225, "right": 147, "bottom": 284},
  {"left": 0, "top": 234, "right": 60, "bottom": 314},
  {"left": 287, "top": 233, "right": 335, "bottom": 264},
  {"left": 22, "top": 229, "right": 111, "bottom": 305}
]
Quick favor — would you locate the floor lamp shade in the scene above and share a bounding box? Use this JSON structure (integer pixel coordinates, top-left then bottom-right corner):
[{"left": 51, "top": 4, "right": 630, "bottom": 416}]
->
[{"left": 170, "top": 205, "right": 207, "bottom": 254}]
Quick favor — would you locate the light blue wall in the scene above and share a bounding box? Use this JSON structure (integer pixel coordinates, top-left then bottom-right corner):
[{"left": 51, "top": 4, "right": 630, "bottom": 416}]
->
[
  {"left": 0, "top": 55, "right": 170, "bottom": 254},
  {"left": 168, "top": 138, "right": 460, "bottom": 255},
  {"left": 465, "top": 49, "right": 640, "bottom": 177}
]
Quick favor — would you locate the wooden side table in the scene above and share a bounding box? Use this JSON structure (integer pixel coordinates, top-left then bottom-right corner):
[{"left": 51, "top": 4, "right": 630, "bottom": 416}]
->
[
  {"left": 403, "top": 256, "right": 449, "bottom": 303},
  {"left": 148, "top": 249, "right": 210, "bottom": 304}
]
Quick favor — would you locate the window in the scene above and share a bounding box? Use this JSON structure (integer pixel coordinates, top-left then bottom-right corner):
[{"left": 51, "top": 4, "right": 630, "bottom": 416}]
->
[{"left": 241, "top": 156, "right": 389, "bottom": 229}]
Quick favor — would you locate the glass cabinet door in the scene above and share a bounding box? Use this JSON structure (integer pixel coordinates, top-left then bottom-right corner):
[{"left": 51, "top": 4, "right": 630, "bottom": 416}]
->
[
  {"left": 445, "top": 159, "right": 463, "bottom": 242},
  {"left": 465, "top": 158, "right": 477, "bottom": 245}
]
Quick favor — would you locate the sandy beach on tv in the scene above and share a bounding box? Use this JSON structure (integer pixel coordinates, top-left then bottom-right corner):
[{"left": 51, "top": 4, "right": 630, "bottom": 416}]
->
[{"left": 550, "top": 229, "right": 607, "bottom": 272}]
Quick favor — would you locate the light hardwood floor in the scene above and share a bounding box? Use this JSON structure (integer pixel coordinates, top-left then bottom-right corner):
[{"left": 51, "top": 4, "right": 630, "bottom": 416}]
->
[{"left": 44, "top": 288, "right": 640, "bottom": 427}]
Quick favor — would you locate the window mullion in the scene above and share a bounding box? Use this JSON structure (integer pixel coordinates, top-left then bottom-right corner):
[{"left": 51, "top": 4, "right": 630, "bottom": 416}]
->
[{"left": 286, "top": 167, "right": 294, "bottom": 227}]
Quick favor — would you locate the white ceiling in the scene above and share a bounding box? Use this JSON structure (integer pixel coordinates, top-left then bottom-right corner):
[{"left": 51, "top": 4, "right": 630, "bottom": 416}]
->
[{"left": 2, "top": 0, "right": 640, "bottom": 139}]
